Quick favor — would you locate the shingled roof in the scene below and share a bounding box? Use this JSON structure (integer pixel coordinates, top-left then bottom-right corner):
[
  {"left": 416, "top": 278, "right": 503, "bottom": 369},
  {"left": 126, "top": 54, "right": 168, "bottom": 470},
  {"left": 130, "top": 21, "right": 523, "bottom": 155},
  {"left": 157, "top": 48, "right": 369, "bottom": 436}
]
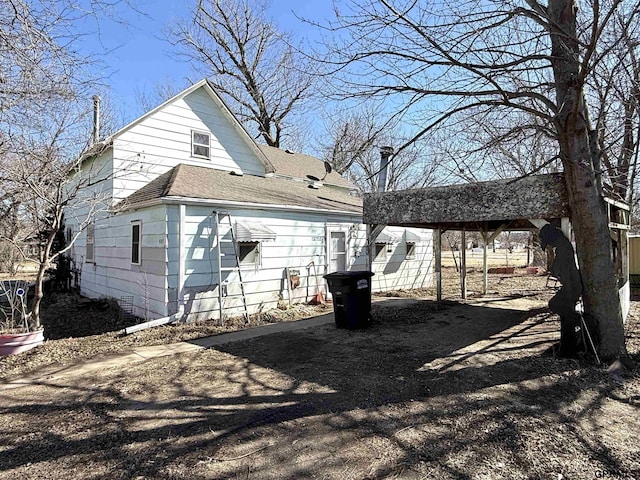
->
[
  {"left": 118, "top": 164, "right": 362, "bottom": 214},
  {"left": 364, "top": 173, "right": 570, "bottom": 230},
  {"left": 258, "top": 145, "right": 352, "bottom": 189}
]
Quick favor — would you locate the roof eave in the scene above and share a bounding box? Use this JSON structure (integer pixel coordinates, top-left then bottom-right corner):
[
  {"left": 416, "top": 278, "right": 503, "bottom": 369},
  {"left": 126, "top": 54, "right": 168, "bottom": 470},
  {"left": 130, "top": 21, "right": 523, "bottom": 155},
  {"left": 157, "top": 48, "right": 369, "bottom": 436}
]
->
[{"left": 118, "top": 196, "right": 361, "bottom": 216}]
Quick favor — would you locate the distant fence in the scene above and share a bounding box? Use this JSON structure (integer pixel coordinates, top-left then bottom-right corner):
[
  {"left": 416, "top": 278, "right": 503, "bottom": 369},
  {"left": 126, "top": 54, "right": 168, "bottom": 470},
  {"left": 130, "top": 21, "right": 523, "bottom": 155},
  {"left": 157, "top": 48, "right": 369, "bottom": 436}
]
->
[{"left": 441, "top": 248, "right": 529, "bottom": 268}]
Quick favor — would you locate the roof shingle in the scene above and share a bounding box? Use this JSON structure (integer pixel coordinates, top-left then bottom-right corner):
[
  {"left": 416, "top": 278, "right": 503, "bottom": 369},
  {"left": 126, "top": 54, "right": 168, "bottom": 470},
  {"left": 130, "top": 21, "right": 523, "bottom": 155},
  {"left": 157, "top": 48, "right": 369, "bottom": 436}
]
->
[{"left": 119, "top": 164, "right": 362, "bottom": 214}]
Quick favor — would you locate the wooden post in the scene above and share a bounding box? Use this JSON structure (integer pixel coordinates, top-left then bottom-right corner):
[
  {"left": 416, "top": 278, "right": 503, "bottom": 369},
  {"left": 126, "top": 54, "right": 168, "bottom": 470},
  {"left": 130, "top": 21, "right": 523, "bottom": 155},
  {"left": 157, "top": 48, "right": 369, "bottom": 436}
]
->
[
  {"left": 481, "top": 229, "right": 489, "bottom": 295},
  {"left": 435, "top": 227, "right": 442, "bottom": 301},
  {"left": 461, "top": 228, "right": 467, "bottom": 299},
  {"left": 367, "top": 224, "right": 374, "bottom": 273}
]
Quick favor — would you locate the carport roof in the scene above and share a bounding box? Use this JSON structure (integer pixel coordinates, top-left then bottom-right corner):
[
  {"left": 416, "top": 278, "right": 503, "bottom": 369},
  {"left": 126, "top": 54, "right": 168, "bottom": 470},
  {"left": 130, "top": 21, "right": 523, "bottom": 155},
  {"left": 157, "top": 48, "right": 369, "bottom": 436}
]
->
[{"left": 364, "top": 173, "right": 570, "bottom": 231}]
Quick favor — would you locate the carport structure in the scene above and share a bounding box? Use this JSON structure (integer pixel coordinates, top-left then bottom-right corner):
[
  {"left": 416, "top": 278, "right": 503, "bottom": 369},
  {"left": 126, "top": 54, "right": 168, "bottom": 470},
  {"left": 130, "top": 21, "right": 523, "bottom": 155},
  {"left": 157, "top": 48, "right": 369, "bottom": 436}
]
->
[{"left": 364, "top": 173, "right": 630, "bottom": 313}]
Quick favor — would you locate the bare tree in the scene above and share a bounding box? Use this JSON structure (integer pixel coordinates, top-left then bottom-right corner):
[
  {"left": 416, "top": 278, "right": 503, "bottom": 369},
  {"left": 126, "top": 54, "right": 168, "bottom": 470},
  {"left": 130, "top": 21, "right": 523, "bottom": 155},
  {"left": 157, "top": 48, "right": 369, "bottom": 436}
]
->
[
  {"left": 167, "top": 0, "right": 316, "bottom": 148},
  {"left": 319, "top": 0, "right": 640, "bottom": 358},
  {"left": 589, "top": 13, "right": 640, "bottom": 206},
  {"left": 134, "top": 78, "right": 187, "bottom": 116},
  {"left": 0, "top": 0, "right": 135, "bottom": 330},
  {"left": 453, "top": 109, "right": 562, "bottom": 180},
  {"left": 321, "top": 106, "right": 440, "bottom": 191},
  {"left": 0, "top": 105, "right": 112, "bottom": 329}
]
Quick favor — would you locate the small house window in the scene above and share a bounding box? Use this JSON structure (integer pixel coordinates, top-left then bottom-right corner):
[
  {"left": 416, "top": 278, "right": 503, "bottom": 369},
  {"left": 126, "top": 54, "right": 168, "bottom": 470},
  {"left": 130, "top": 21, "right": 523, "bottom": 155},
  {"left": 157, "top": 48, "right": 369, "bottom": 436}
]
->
[
  {"left": 238, "top": 241, "right": 260, "bottom": 266},
  {"left": 192, "top": 130, "right": 211, "bottom": 159},
  {"left": 85, "top": 224, "right": 95, "bottom": 262},
  {"left": 66, "top": 227, "right": 73, "bottom": 245},
  {"left": 131, "top": 221, "right": 142, "bottom": 265},
  {"left": 374, "top": 242, "right": 386, "bottom": 261},
  {"left": 406, "top": 242, "right": 416, "bottom": 260}
]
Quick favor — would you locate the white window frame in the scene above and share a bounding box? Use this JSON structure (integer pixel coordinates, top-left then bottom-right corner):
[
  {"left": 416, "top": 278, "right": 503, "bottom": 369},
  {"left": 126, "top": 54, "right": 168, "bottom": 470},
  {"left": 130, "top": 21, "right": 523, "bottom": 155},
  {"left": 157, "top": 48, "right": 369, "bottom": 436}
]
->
[
  {"left": 406, "top": 242, "right": 416, "bottom": 260},
  {"left": 237, "top": 241, "right": 260, "bottom": 267},
  {"left": 131, "top": 221, "right": 142, "bottom": 265},
  {"left": 191, "top": 130, "right": 211, "bottom": 159},
  {"left": 374, "top": 242, "right": 387, "bottom": 262},
  {"left": 85, "top": 223, "right": 95, "bottom": 263}
]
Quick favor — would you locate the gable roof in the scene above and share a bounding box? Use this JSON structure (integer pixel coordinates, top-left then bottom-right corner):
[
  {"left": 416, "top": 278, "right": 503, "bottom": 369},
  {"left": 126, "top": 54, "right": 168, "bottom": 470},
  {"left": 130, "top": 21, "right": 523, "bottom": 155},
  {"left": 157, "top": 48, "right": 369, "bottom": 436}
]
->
[
  {"left": 118, "top": 164, "right": 362, "bottom": 214},
  {"left": 80, "top": 80, "right": 276, "bottom": 174},
  {"left": 258, "top": 145, "right": 353, "bottom": 190}
]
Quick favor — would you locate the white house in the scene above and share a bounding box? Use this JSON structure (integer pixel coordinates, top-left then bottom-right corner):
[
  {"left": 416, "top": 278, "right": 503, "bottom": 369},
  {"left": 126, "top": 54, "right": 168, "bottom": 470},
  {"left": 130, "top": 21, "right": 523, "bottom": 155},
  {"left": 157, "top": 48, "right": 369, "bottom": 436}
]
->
[{"left": 65, "top": 79, "right": 433, "bottom": 322}]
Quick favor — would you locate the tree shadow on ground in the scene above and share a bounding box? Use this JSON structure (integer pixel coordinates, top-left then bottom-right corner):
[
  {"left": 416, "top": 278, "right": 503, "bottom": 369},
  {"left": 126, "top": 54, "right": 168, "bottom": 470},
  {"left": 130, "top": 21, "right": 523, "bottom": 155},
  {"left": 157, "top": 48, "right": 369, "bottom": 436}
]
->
[{"left": 0, "top": 299, "right": 635, "bottom": 480}]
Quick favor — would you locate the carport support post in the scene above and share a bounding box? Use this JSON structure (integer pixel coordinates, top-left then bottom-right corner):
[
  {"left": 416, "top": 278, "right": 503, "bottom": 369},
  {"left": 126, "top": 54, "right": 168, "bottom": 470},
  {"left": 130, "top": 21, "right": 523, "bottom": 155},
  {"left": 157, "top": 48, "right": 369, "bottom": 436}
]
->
[
  {"left": 435, "top": 227, "right": 442, "bottom": 301},
  {"left": 461, "top": 228, "right": 467, "bottom": 299},
  {"left": 481, "top": 230, "right": 489, "bottom": 296}
]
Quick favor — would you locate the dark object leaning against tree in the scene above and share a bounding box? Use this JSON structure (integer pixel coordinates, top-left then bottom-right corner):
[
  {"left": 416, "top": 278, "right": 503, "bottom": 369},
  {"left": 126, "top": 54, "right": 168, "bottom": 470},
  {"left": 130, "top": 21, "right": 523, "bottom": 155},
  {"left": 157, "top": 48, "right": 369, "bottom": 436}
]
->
[{"left": 539, "top": 224, "right": 586, "bottom": 357}]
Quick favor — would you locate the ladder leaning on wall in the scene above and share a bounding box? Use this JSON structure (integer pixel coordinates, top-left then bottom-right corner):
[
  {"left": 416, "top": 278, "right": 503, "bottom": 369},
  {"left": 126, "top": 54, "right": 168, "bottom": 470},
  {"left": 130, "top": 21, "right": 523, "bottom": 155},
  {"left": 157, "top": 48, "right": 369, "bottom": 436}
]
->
[{"left": 216, "top": 212, "right": 249, "bottom": 324}]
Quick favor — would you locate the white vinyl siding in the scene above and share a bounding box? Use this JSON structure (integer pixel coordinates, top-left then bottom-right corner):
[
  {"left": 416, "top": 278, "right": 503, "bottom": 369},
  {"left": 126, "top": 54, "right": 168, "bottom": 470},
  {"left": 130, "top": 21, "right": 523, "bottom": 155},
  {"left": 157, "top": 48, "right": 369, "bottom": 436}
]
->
[
  {"left": 111, "top": 87, "right": 268, "bottom": 202},
  {"left": 77, "top": 207, "right": 169, "bottom": 319},
  {"left": 75, "top": 205, "right": 432, "bottom": 322},
  {"left": 174, "top": 207, "right": 433, "bottom": 322}
]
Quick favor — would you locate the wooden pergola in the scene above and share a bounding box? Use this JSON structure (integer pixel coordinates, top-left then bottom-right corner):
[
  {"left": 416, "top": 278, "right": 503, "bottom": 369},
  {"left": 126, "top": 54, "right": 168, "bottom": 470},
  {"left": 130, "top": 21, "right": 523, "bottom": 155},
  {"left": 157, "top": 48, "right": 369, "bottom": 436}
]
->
[{"left": 364, "top": 173, "right": 630, "bottom": 305}]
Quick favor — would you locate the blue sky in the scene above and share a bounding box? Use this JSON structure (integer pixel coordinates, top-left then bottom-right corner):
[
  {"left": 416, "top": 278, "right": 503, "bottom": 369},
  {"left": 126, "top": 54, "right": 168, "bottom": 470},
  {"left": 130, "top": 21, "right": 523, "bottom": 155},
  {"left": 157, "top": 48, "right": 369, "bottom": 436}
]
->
[{"left": 90, "top": 1, "right": 336, "bottom": 124}]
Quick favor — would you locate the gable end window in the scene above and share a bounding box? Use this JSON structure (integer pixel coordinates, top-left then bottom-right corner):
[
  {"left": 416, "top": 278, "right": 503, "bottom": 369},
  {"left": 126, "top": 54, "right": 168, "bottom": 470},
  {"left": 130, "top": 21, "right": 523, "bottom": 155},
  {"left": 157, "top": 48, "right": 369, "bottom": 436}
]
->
[
  {"left": 131, "top": 221, "right": 142, "bottom": 265},
  {"left": 192, "top": 130, "right": 211, "bottom": 159}
]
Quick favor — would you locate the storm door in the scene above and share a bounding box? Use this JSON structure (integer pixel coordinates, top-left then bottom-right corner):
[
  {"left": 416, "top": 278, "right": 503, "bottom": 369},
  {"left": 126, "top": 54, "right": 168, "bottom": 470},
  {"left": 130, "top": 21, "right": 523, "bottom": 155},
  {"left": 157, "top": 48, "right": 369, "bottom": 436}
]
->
[{"left": 329, "top": 231, "right": 347, "bottom": 272}]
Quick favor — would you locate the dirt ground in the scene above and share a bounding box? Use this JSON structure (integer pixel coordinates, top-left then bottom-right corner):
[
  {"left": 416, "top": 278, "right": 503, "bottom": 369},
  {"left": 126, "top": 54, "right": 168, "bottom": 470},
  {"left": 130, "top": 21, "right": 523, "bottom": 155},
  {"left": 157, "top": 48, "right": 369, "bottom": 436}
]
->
[{"left": 1, "top": 269, "right": 639, "bottom": 479}]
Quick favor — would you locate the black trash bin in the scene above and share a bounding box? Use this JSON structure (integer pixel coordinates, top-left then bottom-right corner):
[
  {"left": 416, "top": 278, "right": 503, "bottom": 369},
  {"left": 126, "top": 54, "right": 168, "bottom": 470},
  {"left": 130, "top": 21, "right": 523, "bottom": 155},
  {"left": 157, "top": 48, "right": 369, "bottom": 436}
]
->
[{"left": 323, "top": 271, "right": 374, "bottom": 329}]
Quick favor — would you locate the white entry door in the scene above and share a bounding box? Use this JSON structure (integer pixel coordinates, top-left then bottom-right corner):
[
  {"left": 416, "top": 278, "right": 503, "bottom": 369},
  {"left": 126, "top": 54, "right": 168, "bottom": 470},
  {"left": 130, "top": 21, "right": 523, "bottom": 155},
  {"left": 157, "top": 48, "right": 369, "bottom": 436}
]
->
[{"left": 329, "top": 231, "right": 347, "bottom": 272}]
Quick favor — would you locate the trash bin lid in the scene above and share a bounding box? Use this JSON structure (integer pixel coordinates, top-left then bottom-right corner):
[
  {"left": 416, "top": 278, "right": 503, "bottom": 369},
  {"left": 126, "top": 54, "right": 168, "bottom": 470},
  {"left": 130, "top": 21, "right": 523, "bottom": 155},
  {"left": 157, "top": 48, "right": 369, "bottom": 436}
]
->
[{"left": 323, "top": 270, "right": 374, "bottom": 279}]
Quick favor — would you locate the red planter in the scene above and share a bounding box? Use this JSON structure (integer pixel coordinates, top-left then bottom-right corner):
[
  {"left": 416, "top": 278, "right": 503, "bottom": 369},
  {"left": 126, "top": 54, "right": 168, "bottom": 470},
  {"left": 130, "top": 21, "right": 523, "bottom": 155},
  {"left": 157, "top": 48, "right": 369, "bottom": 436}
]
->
[{"left": 0, "top": 330, "right": 44, "bottom": 356}]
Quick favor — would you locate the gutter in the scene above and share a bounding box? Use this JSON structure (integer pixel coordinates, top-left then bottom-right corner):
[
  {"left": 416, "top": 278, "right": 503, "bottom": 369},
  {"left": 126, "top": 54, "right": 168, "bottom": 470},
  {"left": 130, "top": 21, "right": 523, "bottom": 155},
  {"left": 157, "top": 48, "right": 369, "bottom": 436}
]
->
[{"left": 117, "top": 196, "right": 363, "bottom": 217}]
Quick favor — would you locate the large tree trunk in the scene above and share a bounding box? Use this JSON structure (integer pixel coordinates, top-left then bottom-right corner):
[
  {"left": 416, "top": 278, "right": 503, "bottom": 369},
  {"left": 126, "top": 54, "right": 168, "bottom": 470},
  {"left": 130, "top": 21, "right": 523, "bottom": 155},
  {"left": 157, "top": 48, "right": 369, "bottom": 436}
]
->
[{"left": 548, "top": 0, "right": 626, "bottom": 359}]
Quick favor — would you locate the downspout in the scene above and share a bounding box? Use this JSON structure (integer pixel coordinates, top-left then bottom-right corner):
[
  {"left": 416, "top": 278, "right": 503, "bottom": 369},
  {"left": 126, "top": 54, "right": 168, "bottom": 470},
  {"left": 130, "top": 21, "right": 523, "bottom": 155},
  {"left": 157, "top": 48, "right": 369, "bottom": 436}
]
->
[
  {"left": 176, "top": 204, "right": 186, "bottom": 319},
  {"left": 214, "top": 211, "right": 223, "bottom": 321}
]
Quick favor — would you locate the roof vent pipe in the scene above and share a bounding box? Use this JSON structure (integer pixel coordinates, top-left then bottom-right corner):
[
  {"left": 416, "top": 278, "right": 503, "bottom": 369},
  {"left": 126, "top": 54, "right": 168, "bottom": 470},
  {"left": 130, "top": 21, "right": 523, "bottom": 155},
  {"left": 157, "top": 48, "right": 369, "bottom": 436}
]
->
[
  {"left": 92, "top": 95, "right": 101, "bottom": 144},
  {"left": 377, "top": 146, "right": 394, "bottom": 192}
]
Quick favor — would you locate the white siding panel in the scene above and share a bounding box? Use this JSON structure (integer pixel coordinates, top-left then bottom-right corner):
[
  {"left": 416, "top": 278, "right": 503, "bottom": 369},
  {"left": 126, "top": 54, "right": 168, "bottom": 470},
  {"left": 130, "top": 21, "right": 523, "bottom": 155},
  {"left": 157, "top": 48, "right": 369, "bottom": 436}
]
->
[
  {"left": 77, "top": 205, "right": 170, "bottom": 319},
  {"left": 179, "top": 207, "right": 357, "bottom": 321},
  {"left": 77, "top": 203, "right": 432, "bottom": 324}
]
